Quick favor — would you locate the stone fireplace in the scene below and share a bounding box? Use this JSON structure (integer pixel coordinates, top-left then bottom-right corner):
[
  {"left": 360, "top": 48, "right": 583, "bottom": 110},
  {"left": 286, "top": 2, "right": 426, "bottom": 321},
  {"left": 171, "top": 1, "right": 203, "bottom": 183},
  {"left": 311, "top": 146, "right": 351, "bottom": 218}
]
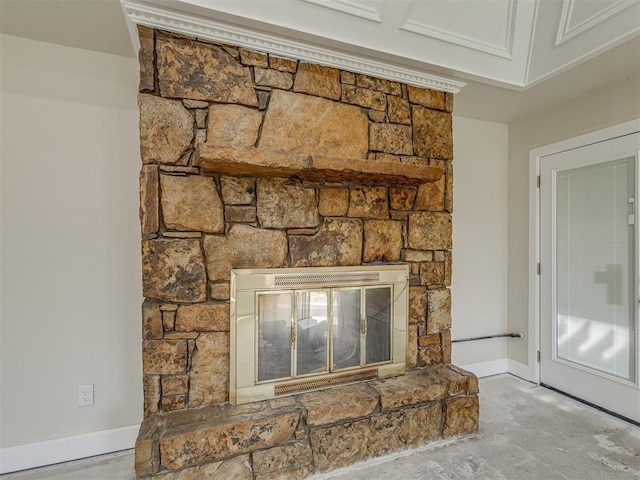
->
[{"left": 136, "top": 27, "right": 479, "bottom": 479}]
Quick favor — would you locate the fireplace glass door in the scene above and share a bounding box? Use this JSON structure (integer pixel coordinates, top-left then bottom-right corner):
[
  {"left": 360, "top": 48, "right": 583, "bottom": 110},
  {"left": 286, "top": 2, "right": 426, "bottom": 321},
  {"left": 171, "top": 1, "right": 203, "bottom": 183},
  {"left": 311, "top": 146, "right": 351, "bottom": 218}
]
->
[{"left": 256, "top": 285, "right": 393, "bottom": 383}]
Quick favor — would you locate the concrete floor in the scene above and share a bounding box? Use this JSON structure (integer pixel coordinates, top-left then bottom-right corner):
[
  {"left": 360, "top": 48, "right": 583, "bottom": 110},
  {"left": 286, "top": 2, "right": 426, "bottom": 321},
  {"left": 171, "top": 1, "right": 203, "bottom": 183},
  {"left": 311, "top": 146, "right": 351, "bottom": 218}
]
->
[{"left": 3, "top": 374, "right": 639, "bottom": 480}]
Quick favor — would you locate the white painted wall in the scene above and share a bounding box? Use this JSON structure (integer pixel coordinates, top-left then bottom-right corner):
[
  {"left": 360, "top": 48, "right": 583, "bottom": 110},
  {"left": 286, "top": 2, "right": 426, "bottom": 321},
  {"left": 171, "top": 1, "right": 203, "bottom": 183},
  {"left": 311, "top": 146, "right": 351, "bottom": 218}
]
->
[
  {"left": 0, "top": 34, "right": 142, "bottom": 465},
  {"left": 451, "top": 117, "right": 510, "bottom": 371},
  {"left": 508, "top": 74, "right": 640, "bottom": 370}
]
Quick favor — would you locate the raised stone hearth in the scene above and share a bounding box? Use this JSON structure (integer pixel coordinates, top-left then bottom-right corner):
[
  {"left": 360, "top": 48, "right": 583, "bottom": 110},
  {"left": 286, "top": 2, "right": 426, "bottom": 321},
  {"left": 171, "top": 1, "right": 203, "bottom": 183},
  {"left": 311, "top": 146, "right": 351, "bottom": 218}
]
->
[{"left": 136, "top": 27, "right": 478, "bottom": 479}]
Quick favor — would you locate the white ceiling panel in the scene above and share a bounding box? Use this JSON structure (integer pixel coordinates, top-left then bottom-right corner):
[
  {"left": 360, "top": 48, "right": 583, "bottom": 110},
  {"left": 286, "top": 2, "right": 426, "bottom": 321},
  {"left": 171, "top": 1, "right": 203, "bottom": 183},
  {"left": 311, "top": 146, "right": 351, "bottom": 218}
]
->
[{"left": 400, "top": 0, "right": 516, "bottom": 59}]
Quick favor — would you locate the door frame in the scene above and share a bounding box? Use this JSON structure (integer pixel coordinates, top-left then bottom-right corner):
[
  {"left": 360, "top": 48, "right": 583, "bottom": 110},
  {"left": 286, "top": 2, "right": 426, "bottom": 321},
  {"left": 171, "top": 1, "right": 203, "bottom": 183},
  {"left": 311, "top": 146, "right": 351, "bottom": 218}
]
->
[{"left": 528, "top": 118, "right": 640, "bottom": 385}]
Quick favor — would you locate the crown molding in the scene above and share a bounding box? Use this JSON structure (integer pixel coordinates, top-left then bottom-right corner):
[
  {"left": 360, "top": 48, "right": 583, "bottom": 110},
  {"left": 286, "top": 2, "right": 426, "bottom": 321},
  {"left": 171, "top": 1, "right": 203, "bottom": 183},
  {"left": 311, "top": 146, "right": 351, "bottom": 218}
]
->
[{"left": 120, "top": 0, "right": 466, "bottom": 94}]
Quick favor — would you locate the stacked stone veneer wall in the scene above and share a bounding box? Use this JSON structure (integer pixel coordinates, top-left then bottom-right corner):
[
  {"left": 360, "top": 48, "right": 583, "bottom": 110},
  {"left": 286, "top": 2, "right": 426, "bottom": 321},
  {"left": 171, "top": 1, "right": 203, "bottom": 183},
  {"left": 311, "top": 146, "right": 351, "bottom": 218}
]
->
[{"left": 136, "top": 27, "right": 478, "bottom": 479}]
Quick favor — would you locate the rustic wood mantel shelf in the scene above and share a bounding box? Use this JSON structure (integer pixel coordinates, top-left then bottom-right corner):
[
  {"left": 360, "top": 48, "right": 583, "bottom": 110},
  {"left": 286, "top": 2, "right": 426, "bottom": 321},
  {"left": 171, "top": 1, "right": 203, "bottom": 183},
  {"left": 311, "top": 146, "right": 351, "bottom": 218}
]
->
[{"left": 194, "top": 145, "right": 443, "bottom": 186}]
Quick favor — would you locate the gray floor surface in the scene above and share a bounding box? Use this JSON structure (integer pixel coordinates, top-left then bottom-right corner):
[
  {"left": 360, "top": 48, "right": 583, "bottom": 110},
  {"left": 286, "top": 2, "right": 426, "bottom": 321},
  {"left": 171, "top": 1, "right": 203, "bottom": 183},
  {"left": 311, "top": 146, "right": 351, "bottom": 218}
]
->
[{"left": 3, "top": 374, "right": 639, "bottom": 479}]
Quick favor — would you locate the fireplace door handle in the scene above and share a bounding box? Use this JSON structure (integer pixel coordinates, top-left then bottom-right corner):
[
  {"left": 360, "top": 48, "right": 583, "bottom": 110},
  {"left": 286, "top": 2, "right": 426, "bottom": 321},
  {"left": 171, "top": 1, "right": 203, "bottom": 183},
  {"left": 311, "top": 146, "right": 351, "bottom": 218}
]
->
[
  {"left": 291, "top": 323, "right": 296, "bottom": 345},
  {"left": 360, "top": 316, "right": 367, "bottom": 335}
]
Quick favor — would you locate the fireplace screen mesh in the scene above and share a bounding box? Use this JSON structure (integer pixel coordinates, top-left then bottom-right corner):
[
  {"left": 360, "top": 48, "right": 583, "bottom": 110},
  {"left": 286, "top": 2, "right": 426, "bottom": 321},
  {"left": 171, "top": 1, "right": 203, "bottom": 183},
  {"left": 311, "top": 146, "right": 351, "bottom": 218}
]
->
[{"left": 231, "top": 265, "right": 408, "bottom": 404}]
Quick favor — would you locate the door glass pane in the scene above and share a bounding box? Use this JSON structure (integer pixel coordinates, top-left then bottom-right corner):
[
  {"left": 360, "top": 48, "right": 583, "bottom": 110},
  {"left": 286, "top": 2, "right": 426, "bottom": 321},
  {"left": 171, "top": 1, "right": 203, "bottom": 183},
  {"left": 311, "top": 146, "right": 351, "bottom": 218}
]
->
[
  {"left": 257, "top": 292, "right": 292, "bottom": 382},
  {"left": 332, "top": 289, "right": 361, "bottom": 370},
  {"left": 556, "top": 158, "right": 635, "bottom": 381},
  {"left": 296, "top": 290, "right": 329, "bottom": 376},
  {"left": 365, "top": 287, "right": 392, "bottom": 364}
]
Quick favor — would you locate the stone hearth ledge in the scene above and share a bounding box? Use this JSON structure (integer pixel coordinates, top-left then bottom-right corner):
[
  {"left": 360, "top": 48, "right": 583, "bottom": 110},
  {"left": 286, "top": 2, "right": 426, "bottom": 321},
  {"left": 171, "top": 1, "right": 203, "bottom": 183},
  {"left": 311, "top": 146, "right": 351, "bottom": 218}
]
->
[
  {"left": 135, "top": 365, "right": 479, "bottom": 479},
  {"left": 193, "top": 145, "right": 443, "bottom": 186}
]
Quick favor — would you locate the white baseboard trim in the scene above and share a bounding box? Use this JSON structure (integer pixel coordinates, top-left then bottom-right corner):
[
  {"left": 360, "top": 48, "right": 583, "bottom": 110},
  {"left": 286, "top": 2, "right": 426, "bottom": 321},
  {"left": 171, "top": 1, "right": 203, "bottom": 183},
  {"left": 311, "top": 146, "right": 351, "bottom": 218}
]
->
[
  {"left": 0, "top": 424, "right": 139, "bottom": 474},
  {"left": 507, "top": 359, "right": 533, "bottom": 382},
  {"left": 460, "top": 358, "right": 509, "bottom": 378}
]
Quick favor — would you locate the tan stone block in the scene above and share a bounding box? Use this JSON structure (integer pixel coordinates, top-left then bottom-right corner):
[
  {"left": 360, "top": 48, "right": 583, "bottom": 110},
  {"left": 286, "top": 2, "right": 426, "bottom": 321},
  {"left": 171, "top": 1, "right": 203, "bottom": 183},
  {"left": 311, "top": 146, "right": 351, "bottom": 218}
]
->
[
  {"left": 207, "top": 104, "right": 262, "bottom": 148},
  {"left": 293, "top": 63, "right": 341, "bottom": 100},
  {"left": 415, "top": 175, "right": 445, "bottom": 211},
  {"left": 142, "top": 239, "right": 207, "bottom": 302},
  {"left": 189, "top": 332, "right": 229, "bottom": 406},
  {"left": 388, "top": 95, "right": 411, "bottom": 124},
  {"left": 363, "top": 220, "right": 402, "bottom": 262},
  {"left": 162, "top": 232, "right": 202, "bottom": 238},
  {"left": 162, "top": 395, "right": 186, "bottom": 412},
  {"left": 409, "top": 286, "right": 427, "bottom": 325},
  {"left": 368, "top": 109, "right": 386, "bottom": 122},
  {"left": 290, "top": 218, "right": 362, "bottom": 267},
  {"left": 356, "top": 74, "right": 402, "bottom": 95},
  {"left": 143, "top": 301, "right": 163, "bottom": 340},
  {"left": 221, "top": 176, "right": 255, "bottom": 205},
  {"left": 407, "top": 86, "right": 446, "bottom": 110},
  {"left": 348, "top": 186, "right": 389, "bottom": 219},
  {"left": 389, "top": 187, "right": 416, "bottom": 211},
  {"left": 160, "top": 410, "right": 301, "bottom": 469},
  {"left": 195, "top": 109, "right": 207, "bottom": 128},
  {"left": 444, "top": 251, "right": 452, "bottom": 286},
  {"left": 318, "top": 188, "right": 349, "bottom": 217},
  {"left": 340, "top": 71, "right": 356, "bottom": 85},
  {"left": 161, "top": 375, "right": 189, "bottom": 396},
  {"left": 269, "top": 56, "right": 297, "bottom": 73},
  {"left": 162, "top": 309, "right": 176, "bottom": 332},
  {"left": 259, "top": 90, "right": 368, "bottom": 159},
  {"left": 143, "top": 340, "right": 187, "bottom": 374},
  {"left": 441, "top": 329, "right": 452, "bottom": 364},
  {"left": 154, "top": 455, "right": 252, "bottom": 479},
  {"left": 255, "top": 67, "right": 294, "bottom": 90},
  {"left": 210, "top": 282, "right": 230, "bottom": 300},
  {"left": 450, "top": 365, "right": 479, "bottom": 394},
  {"left": 446, "top": 161, "right": 454, "bottom": 212},
  {"left": 156, "top": 34, "right": 257, "bottom": 106},
  {"left": 257, "top": 178, "right": 319, "bottom": 228},
  {"left": 310, "top": 403, "right": 441, "bottom": 472},
  {"left": 420, "top": 262, "right": 445, "bottom": 286},
  {"left": 137, "top": 26, "right": 155, "bottom": 92},
  {"left": 391, "top": 211, "right": 409, "bottom": 221},
  {"left": 407, "top": 325, "right": 418, "bottom": 368},
  {"left": 427, "top": 289, "right": 451, "bottom": 333},
  {"left": 402, "top": 250, "right": 433, "bottom": 263},
  {"left": 175, "top": 303, "right": 229, "bottom": 332},
  {"left": 239, "top": 48, "right": 268, "bottom": 67},
  {"left": 203, "top": 225, "right": 287, "bottom": 281},
  {"left": 183, "top": 99, "right": 209, "bottom": 109},
  {"left": 160, "top": 175, "right": 224, "bottom": 233},
  {"left": 143, "top": 374, "right": 161, "bottom": 417},
  {"left": 418, "top": 334, "right": 440, "bottom": 347},
  {"left": 341, "top": 84, "right": 386, "bottom": 111},
  {"left": 408, "top": 212, "right": 452, "bottom": 250},
  {"left": 412, "top": 106, "right": 453, "bottom": 160},
  {"left": 224, "top": 206, "right": 255, "bottom": 223},
  {"left": 445, "top": 92, "right": 454, "bottom": 113},
  {"left": 435, "top": 364, "right": 466, "bottom": 396},
  {"left": 443, "top": 396, "right": 479, "bottom": 437},
  {"left": 299, "top": 384, "right": 379, "bottom": 426},
  {"left": 255, "top": 465, "right": 313, "bottom": 480},
  {"left": 252, "top": 440, "right": 313, "bottom": 474},
  {"left": 163, "top": 332, "right": 199, "bottom": 340},
  {"left": 371, "top": 368, "right": 447, "bottom": 410},
  {"left": 139, "top": 94, "right": 194, "bottom": 165},
  {"left": 369, "top": 123, "right": 413, "bottom": 155},
  {"left": 195, "top": 128, "right": 206, "bottom": 145},
  {"left": 135, "top": 416, "right": 161, "bottom": 476},
  {"left": 160, "top": 165, "right": 200, "bottom": 174},
  {"left": 258, "top": 90, "right": 270, "bottom": 110},
  {"left": 419, "top": 344, "right": 442, "bottom": 365},
  {"left": 433, "top": 250, "right": 446, "bottom": 262}
]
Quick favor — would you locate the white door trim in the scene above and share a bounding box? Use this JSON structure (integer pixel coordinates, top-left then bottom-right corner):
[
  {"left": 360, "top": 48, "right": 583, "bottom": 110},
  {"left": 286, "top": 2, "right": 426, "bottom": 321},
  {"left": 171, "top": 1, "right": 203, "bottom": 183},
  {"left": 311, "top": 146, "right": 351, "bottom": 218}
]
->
[{"left": 528, "top": 118, "right": 640, "bottom": 385}]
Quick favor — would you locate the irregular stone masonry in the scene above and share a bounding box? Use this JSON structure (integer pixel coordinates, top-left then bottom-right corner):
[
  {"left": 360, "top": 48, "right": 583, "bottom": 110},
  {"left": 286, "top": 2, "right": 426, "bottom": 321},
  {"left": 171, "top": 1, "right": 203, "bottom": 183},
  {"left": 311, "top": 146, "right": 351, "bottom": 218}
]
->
[
  {"left": 136, "top": 26, "right": 473, "bottom": 479},
  {"left": 136, "top": 366, "right": 479, "bottom": 478}
]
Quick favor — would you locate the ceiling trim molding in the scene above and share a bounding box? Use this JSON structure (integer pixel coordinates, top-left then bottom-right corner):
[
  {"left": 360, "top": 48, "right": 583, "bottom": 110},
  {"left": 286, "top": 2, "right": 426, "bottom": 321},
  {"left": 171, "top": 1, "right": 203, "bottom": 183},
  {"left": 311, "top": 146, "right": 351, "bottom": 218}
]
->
[
  {"left": 299, "top": 0, "right": 386, "bottom": 23},
  {"left": 121, "top": 1, "right": 465, "bottom": 93},
  {"left": 399, "top": 0, "right": 517, "bottom": 60},
  {"left": 555, "top": 0, "right": 636, "bottom": 47}
]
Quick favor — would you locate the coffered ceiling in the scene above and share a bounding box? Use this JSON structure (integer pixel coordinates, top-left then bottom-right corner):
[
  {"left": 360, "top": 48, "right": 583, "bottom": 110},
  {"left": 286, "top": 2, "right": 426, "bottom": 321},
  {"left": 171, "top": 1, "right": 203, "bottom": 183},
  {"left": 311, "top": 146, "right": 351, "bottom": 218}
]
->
[{"left": 2, "top": 0, "right": 639, "bottom": 123}]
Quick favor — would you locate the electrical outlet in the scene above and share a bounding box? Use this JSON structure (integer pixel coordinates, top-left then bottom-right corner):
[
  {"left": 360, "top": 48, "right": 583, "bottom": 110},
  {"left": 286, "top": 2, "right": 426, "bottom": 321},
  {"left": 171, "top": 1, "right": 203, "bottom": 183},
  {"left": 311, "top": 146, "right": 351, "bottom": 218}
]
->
[{"left": 77, "top": 384, "right": 94, "bottom": 407}]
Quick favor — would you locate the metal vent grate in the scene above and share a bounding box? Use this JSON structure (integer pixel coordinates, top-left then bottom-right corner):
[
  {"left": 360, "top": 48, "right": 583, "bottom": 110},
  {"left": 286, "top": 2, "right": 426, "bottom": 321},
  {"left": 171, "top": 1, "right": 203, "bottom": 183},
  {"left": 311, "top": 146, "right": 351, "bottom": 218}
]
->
[
  {"left": 274, "top": 369, "right": 379, "bottom": 396},
  {"left": 274, "top": 272, "right": 380, "bottom": 287}
]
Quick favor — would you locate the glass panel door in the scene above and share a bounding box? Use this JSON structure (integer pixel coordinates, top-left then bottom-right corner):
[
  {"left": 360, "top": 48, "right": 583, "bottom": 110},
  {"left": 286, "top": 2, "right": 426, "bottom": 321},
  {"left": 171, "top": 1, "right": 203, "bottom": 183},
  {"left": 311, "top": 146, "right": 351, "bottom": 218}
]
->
[
  {"left": 257, "top": 292, "right": 292, "bottom": 382},
  {"left": 365, "top": 287, "right": 392, "bottom": 364},
  {"left": 332, "top": 288, "right": 361, "bottom": 370},
  {"left": 556, "top": 159, "right": 635, "bottom": 380},
  {"left": 296, "top": 290, "right": 329, "bottom": 376}
]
